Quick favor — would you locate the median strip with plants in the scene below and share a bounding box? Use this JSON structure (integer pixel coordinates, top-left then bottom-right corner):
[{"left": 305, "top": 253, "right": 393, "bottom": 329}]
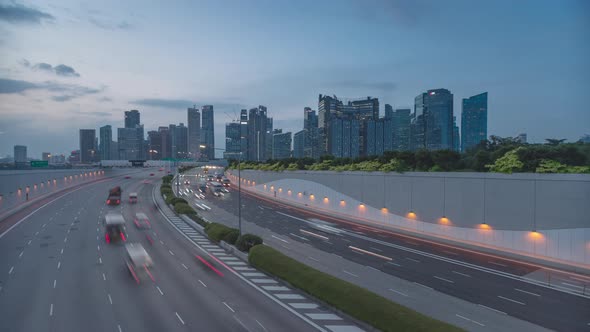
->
[{"left": 249, "top": 244, "right": 463, "bottom": 332}]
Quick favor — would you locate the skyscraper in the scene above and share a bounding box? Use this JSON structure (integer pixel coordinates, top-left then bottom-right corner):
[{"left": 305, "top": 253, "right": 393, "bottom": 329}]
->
[
  {"left": 303, "top": 107, "right": 319, "bottom": 159},
  {"left": 99, "top": 125, "right": 112, "bottom": 160},
  {"left": 158, "top": 126, "right": 171, "bottom": 159},
  {"left": 318, "top": 94, "right": 342, "bottom": 155},
  {"left": 328, "top": 117, "right": 360, "bottom": 158},
  {"left": 79, "top": 129, "right": 97, "bottom": 163},
  {"left": 247, "top": 106, "right": 268, "bottom": 161},
  {"left": 293, "top": 130, "right": 306, "bottom": 158},
  {"left": 265, "top": 116, "right": 274, "bottom": 160},
  {"left": 125, "top": 110, "right": 140, "bottom": 129},
  {"left": 453, "top": 116, "right": 460, "bottom": 152},
  {"left": 240, "top": 109, "right": 248, "bottom": 156},
  {"left": 461, "top": 92, "right": 488, "bottom": 152},
  {"left": 118, "top": 126, "right": 143, "bottom": 160},
  {"left": 147, "top": 130, "right": 162, "bottom": 160},
  {"left": 272, "top": 131, "right": 292, "bottom": 159},
  {"left": 187, "top": 106, "right": 201, "bottom": 160},
  {"left": 393, "top": 109, "right": 411, "bottom": 151},
  {"left": 14, "top": 145, "right": 27, "bottom": 163},
  {"left": 412, "top": 89, "right": 454, "bottom": 151},
  {"left": 175, "top": 123, "right": 188, "bottom": 159},
  {"left": 224, "top": 122, "right": 241, "bottom": 159},
  {"left": 201, "top": 105, "right": 215, "bottom": 160}
]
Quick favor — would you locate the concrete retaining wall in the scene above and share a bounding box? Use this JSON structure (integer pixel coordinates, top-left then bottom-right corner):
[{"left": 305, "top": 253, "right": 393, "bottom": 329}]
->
[{"left": 227, "top": 170, "right": 590, "bottom": 267}]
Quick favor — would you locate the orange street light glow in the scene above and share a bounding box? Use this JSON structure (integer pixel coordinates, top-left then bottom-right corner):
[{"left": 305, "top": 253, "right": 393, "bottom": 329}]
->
[
  {"left": 340, "top": 200, "right": 346, "bottom": 207},
  {"left": 440, "top": 217, "right": 450, "bottom": 224},
  {"left": 309, "top": 194, "right": 315, "bottom": 200},
  {"left": 407, "top": 212, "right": 416, "bottom": 219},
  {"left": 323, "top": 197, "right": 329, "bottom": 203},
  {"left": 381, "top": 207, "right": 388, "bottom": 213},
  {"left": 479, "top": 223, "right": 491, "bottom": 230},
  {"left": 298, "top": 192, "right": 302, "bottom": 197}
]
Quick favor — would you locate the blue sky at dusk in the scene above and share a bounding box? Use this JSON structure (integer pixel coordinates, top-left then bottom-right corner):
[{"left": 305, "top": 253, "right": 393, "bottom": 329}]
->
[{"left": 0, "top": 0, "right": 588, "bottom": 157}]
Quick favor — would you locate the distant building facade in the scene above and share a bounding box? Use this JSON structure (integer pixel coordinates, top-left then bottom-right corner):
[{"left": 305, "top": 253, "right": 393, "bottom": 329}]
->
[
  {"left": 187, "top": 106, "right": 201, "bottom": 160},
  {"left": 99, "top": 125, "right": 112, "bottom": 161},
  {"left": 461, "top": 92, "right": 488, "bottom": 152},
  {"left": 42, "top": 152, "right": 51, "bottom": 161},
  {"left": 79, "top": 129, "right": 97, "bottom": 163},
  {"left": 293, "top": 130, "right": 306, "bottom": 158},
  {"left": 201, "top": 105, "right": 215, "bottom": 160},
  {"left": 272, "top": 131, "right": 292, "bottom": 159},
  {"left": 14, "top": 145, "right": 27, "bottom": 163}
]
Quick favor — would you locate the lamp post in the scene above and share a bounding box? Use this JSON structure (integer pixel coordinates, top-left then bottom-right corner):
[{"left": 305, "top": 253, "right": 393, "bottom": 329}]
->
[{"left": 200, "top": 145, "right": 243, "bottom": 235}]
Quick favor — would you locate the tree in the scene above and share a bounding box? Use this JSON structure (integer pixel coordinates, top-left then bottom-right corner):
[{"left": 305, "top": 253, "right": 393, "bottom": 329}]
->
[
  {"left": 545, "top": 138, "right": 566, "bottom": 146},
  {"left": 486, "top": 148, "right": 524, "bottom": 173}
]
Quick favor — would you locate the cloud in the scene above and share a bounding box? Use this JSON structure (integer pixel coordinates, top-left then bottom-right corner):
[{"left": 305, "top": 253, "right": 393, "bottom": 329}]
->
[
  {"left": 25, "top": 61, "right": 81, "bottom": 77},
  {"left": 0, "top": 77, "right": 103, "bottom": 100},
  {"left": 98, "top": 96, "right": 112, "bottom": 102},
  {"left": 332, "top": 80, "right": 397, "bottom": 92},
  {"left": 0, "top": 3, "right": 54, "bottom": 24},
  {"left": 70, "top": 110, "right": 111, "bottom": 117},
  {"left": 54, "top": 64, "right": 80, "bottom": 77},
  {"left": 131, "top": 98, "right": 195, "bottom": 109},
  {"left": 89, "top": 17, "right": 132, "bottom": 30}
]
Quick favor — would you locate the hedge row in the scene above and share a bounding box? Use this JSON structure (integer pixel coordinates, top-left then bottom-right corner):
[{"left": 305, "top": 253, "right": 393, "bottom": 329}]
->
[
  {"left": 204, "top": 223, "right": 238, "bottom": 244},
  {"left": 248, "top": 245, "right": 462, "bottom": 332},
  {"left": 235, "top": 234, "right": 263, "bottom": 252}
]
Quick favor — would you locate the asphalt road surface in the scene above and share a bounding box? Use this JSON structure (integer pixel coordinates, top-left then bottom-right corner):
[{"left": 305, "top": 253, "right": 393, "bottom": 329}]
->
[{"left": 0, "top": 170, "right": 327, "bottom": 332}]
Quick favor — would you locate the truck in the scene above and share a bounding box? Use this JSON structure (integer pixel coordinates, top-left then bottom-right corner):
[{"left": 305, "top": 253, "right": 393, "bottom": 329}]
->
[
  {"left": 106, "top": 186, "right": 122, "bottom": 205},
  {"left": 104, "top": 213, "right": 126, "bottom": 243},
  {"left": 129, "top": 192, "right": 138, "bottom": 204}
]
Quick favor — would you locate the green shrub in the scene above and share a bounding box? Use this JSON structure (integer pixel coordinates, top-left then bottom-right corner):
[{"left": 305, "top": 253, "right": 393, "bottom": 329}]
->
[
  {"left": 235, "top": 234, "right": 263, "bottom": 252},
  {"left": 162, "top": 175, "right": 173, "bottom": 184},
  {"left": 169, "top": 197, "right": 188, "bottom": 205},
  {"left": 222, "top": 229, "right": 240, "bottom": 245},
  {"left": 189, "top": 214, "right": 208, "bottom": 227},
  {"left": 249, "top": 245, "right": 462, "bottom": 332},
  {"left": 205, "top": 223, "right": 237, "bottom": 243}
]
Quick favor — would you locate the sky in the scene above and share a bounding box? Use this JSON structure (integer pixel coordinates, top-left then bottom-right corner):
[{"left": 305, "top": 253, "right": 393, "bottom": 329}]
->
[{"left": 0, "top": 0, "right": 589, "bottom": 158}]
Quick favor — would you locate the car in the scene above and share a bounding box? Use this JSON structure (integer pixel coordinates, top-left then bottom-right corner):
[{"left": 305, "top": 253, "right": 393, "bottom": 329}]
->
[
  {"left": 124, "top": 243, "right": 154, "bottom": 284},
  {"left": 159, "top": 168, "right": 164, "bottom": 171},
  {"left": 129, "top": 192, "right": 138, "bottom": 203},
  {"left": 150, "top": 173, "right": 154, "bottom": 176},
  {"left": 133, "top": 212, "right": 151, "bottom": 229},
  {"left": 124, "top": 176, "right": 131, "bottom": 179},
  {"left": 104, "top": 213, "right": 126, "bottom": 243}
]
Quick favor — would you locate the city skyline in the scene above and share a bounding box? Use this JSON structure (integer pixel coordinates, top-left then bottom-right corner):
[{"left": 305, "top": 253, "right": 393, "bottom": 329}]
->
[{"left": 1, "top": 0, "right": 589, "bottom": 157}]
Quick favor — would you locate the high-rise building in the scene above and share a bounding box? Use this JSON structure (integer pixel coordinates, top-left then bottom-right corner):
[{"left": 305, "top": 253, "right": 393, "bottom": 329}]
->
[
  {"left": 79, "top": 129, "right": 97, "bottom": 163},
  {"left": 111, "top": 141, "right": 118, "bottom": 160},
  {"left": 158, "top": 127, "right": 171, "bottom": 159},
  {"left": 240, "top": 109, "right": 248, "bottom": 156},
  {"left": 169, "top": 124, "right": 177, "bottom": 158},
  {"left": 392, "top": 109, "right": 411, "bottom": 151},
  {"left": 201, "top": 105, "right": 215, "bottom": 160},
  {"left": 42, "top": 152, "right": 51, "bottom": 161},
  {"left": 246, "top": 106, "right": 268, "bottom": 161},
  {"left": 303, "top": 107, "right": 320, "bottom": 159},
  {"left": 453, "top": 116, "right": 460, "bottom": 152},
  {"left": 224, "top": 122, "right": 242, "bottom": 159},
  {"left": 328, "top": 117, "right": 360, "bottom": 158},
  {"left": 125, "top": 110, "right": 140, "bottom": 129},
  {"left": 293, "top": 130, "right": 306, "bottom": 158},
  {"left": 318, "top": 94, "right": 342, "bottom": 155},
  {"left": 147, "top": 130, "right": 162, "bottom": 160},
  {"left": 461, "top": 92, "right": 488, "bottom": 152},
  {"left": 175, "top": 123, "right": 188, "bottom": 159},
  {"left": 364, "top": 119, "right": 385, "bottom": 156},
  {"left": 14, "top": 145, "right": 27, "bottom": 163},
  {"left": 516, "top": 133, "right": 527, "bottom": 144},
  {"left": 187, "top": 106, "right": 201, "bottom": 160},
  {"left": 118, "top": 126, "right": 144, "bottom": 160},
  {"left": 265, "top": 116, "right": 274, "bottom": 160},
  {"left": 412, "top": 89, "right": 454, "bottom": 151},
  {"left": 99, "top": 125, "right": 112, "bottom": 160},
  {"left": 272, "top": 131, "right": 292, "bottom": 159},
  {"left": 350, "top": 96, "right": 379, "bottom": 120},
  {"left": 384, "top": 104, "right": 394, "bottom": 119}
]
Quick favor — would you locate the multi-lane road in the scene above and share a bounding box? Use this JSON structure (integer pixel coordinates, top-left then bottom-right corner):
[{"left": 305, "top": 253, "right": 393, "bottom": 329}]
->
[
  {"left": 180, "top": 170, "right": 590, "bottom": 332},
  {"left": 0, "top": 170, "right": 356, "bottom": 332}
]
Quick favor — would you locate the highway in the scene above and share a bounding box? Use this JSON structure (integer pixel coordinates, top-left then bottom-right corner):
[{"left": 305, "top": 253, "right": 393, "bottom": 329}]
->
[
  {"left": 0, "top": 170, "right": 348, "bottom": 332},
  {"left": 183, "top": 170, "right": 590, "bottom": 332}
]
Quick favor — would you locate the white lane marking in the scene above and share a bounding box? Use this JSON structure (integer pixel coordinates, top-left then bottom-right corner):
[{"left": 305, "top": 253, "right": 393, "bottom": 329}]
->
[
  {"left": 570, "top": 276, "right": 590, "bottom": 283},
  {"left": 389, "top": 288, "right": 409, "bottom": 297},
  {"left": 386, "top": 261, "right": 402, "bottom": 267},
  {"left": 156, "top": 286, "right": 164, "bottom": 295},
  {"left": 488, "top": 261, "right": 507, "bottom": 267},
  {"left": 405, "top": 257, "right": 420, "bottom": 263},
  {"left": 63, "top": 237, "right": 67, "bottom": 243},
  {"left": 271, "top": 235, "right": 289, "bottom": 243},
  {"left": 255, "top": 319, "right": 268, "bottom": 332},
  {"left": 497, "top": 295, "right": 525, "bottom": 305},
  {"left": 35, "top": 231, "right": 39, "bottom": 236},
  {"left": 98, "top": 257, "right": 102, "bottom": 264},
  {"left": 300, "top": 229, "right": 329, "bottom": 241},
  {"left": 102, "top": 273, "right": 106, "bottom": 281},
  {"left": 49, "top": 303, "right": 53, "bottom": 316},
  {"left": 53, "top": 279, "right": 57, "bottom": 288},
  {"left": 562, "top": 282, "right": 584, "bottom": 289},
  {"left": 159, "top": 240, "right": 164, "bottom": 245},
  {"left": 289, "top": 233, "right": 309, "bottom": 241},
  {"left": 222, "top": 302, "right": 235, "bottom": 313},
  {"left": 27, "top": 240, "right": 32, "bottom": 245},
  {"left": 456, "top": 314, "right": 485, "bottom": 327},
  {"left": 57, "top": 261, "right": 61, "bottom": 269},
  {"left": 182, "top": 263, "right": 188, "bottom": 269},
  {"left": 60, "top": 248, "right": 64, "bottom": 254},
  {"left": 18, "top": 251, "right": 24, "bottom": 258},
  {"left": 97, "top": 245, "right": 100, "bottom": 251},
  {"left": 117, "top": 325, "right": 122, "bottom": 332},
  {"left": 452, "top": 271, "right": 471, "bottom": 278},
  {"left": 42, "top": 223, "right": 46, "bottom": 228},
  {"left": 515, "top": 288, "right": 541, "bottom": 297},
  {"left": 169, "top": 250, "right": 175, "bottom": 256},
  {"left": 478, "top": 304, "right": 507, "bottom": 315},
  {"left": 8, "top": 266, "right": 14, "bottom": 274},
  {"left": 199, "top": 280, "right": 207, "bottom": 287},
  {"left": 175, "top": 312, "right": 185, "bottom": 325},
  {"left": 342, "top": 270, "right": 358, "bottom": 278},
  {"left": 97, "top": 228, "right": 99, "bottom": 232},
  {"left": 349, "top": 246, "right": 392, "bottom": 261},
  {"left": 434, "top": 276, "right": 454, "bottom": 284},
  {"left": 307, "top": 256, "right": 320, "bottom": 262},
  {"left": 108, "top": 294, "right": 113, "bottom": 304},
  {"left": 413, "top": 282, "right": 433, "bottom": 290}
]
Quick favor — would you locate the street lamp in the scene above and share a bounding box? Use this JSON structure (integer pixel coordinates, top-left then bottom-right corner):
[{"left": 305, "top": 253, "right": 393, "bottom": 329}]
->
[{"left": 200, "top": 145, "right": 243, "bottom": 235}]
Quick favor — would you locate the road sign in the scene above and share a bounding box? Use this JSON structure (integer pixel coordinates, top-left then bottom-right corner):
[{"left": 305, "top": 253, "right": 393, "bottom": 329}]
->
[{"left": 30, "top": 160, "right": 49, "bottom": 168}]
